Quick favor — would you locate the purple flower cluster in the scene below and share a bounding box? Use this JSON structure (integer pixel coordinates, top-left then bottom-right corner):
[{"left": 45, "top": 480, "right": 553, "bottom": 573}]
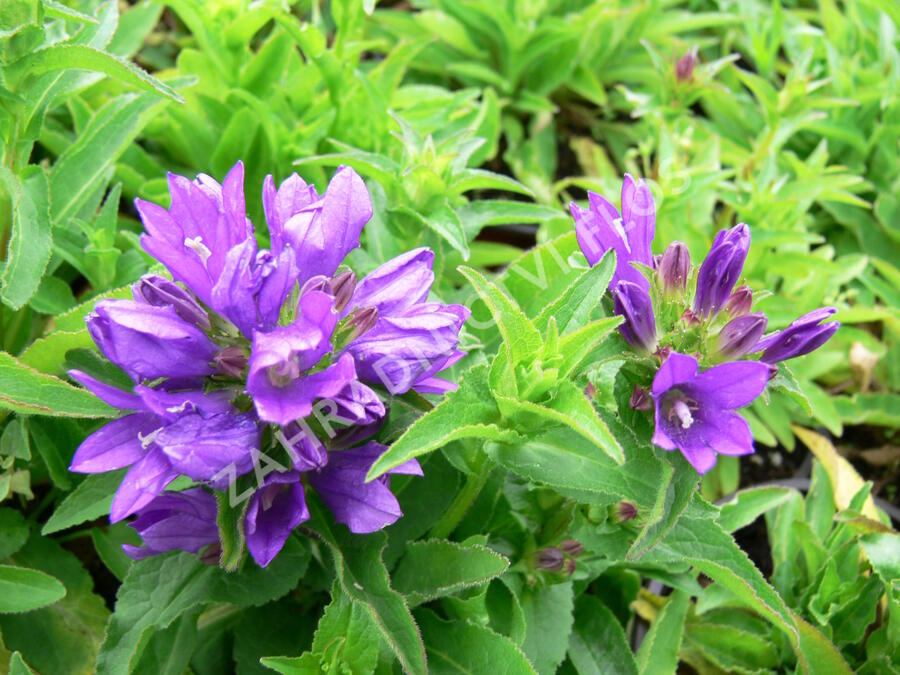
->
[
  {"left": 70, "top": 162, "right": 468, "bottom": 567},
  {"left": 571, "top": 177, "right": 838, "bottom": 473}
]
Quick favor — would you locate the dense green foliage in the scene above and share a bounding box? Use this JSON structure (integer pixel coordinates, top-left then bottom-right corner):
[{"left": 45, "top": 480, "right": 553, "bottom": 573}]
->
[{"left": 0, "top": 1, "right": 898, "bottom": 673}]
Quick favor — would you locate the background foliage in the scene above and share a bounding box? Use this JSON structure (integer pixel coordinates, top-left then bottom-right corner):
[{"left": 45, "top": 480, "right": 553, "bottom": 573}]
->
[{"left": 0, "top": 0, "right": 898, "bottom": 673}]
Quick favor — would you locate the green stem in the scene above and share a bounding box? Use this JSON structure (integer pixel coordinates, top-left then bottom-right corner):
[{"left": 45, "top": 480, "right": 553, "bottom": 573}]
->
[{"left": 428, "top": 458, "right": 490, "bottom": 540}]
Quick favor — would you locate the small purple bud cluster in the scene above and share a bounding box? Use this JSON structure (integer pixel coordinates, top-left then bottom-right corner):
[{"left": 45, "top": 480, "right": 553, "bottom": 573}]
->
[
  {"left": 534, "top": 539, "right": 584, "bottom": 575},
  {"left": 69, "top": 162, "right": 468, "bottom": 567},
  {"left": 571, "top": 177, "right": 839, "bottom": 474}
]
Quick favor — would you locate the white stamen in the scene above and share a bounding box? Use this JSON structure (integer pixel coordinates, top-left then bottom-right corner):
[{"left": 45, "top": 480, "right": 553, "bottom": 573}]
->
[
  {"left": 138, "top": 427, "right": 163, "bottom": 449},
  {"left": 184, "top": 236, "right": 212, "bottom": 265},
  {"left": 673, "top": 400, "right": 694, "bottom": 429}
]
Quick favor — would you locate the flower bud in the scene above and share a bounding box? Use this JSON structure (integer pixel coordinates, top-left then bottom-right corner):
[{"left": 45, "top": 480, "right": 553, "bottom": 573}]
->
[
  {"left": 564, "top": 559, "right": 576, "bottom": 575},
  {"left": 331, "top": 270, "right": 357, "bottom": 312},
  {"left": 214, "top": 345, "right": 249, "bottom": 378},
  {"left": 715, "top": 312, "right": 767, "bottom": 359},
  {"left": 675, "top": 50, "right": 697, "bottom": 81},
  {"left": 347, "top": 306, "right": 378, "bottom": 338},
  {"left": 615, "top": 501, "right": 638, "bottom": 523},
  {"left": 559, "top": 539, "right": 584, "bottom": 557},
  {"left": 535, "top": 547, "right": 565, "bottom": 571},
  {"left": 630, "top": 384, "right": 651, "bottom": 411},
  {"left": 725, "top": 285, "right": 753, "bottom": 317},
  {"left": 613, "top": 281, "right": 657, "bottom": 353},
  {"left": 658, "top": 241, "right": 690, "bottom": 294},
  {"left": 757, "top": 308, "right": 839, "bottom": 363},
  {"left": 132, "top": 275, "right": 211, "bottom": 330},
  {"left": 693, "top": 224, "right": 750, "bottom": 319}
]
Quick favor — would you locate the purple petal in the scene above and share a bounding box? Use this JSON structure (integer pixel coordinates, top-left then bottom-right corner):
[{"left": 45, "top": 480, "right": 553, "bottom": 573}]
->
[
  {"left": 245, "top": 472, "right": 310, "bottom": 567},
  {"left": 263, "top": 173, "right": 319, "bottom": 254},
  {"left": 69, "top": 413, "right": 158, "bottom": 473},
  {"left": 156, "top": 412, "right": 259, "bottom": 482},
  {"left": 651, "top": 352, "right": 698, "bottom": 396},
  {"left": 67, "top": 370, "right": 143, "bottom": 411},
  {"left": 110, "top": 451, "right": 178, "bottom": 522},
  {"left": 348, "top": 248, "right": 435, "bottom": 317},
  {"left": 688, "top": 360, "right": 770, "bottom": 409},
  {"left": 309, "top": 442, "right": 408, "bottom": 533},
  {"left": 123, "top": 488, "right": 218, "bottom": 559}
]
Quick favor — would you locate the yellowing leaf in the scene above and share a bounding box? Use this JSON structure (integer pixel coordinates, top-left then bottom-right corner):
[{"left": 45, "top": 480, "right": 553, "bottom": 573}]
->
[{"left": 792, "top": 426, "right": 881, "bottom": 521}]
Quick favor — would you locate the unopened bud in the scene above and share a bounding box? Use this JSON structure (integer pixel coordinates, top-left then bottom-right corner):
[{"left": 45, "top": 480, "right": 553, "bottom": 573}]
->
[
  {"left": 559, "top": 539, "right": 584, "bottom": 557},
  {"left": 658, "top": 241, "right": 690, "bottom": 294},
  {"left": 564, "top": 559, "right": 576, "bottom": 575},
  {"left": 675, "top": 50, "right": 697, "bottom": 81},
  {"left": 716, "top": 312, "right": 767, "bottom": 359},
  {"left": 214, "top": 346, "right": 249, "bottom": 378},
  {"left": 616, "top": 501, "right": 638, "bottom": 523},
  {"left": 681, "top": 309, "right": 701, "bottom": 327},
  {"left": 655, "top": 344, "right": 673, "bottom": 363},
  {"left": 726, "top": 285, "right": 753, "bottom": 317},
  {"left": 585, "top": 382, "right": 596, "bottom": 400},
  {"left": 133, "top": 275, "right": 211, "bottom": 330},
  {"left": 535, "top": 547, "right": 565, "bottom": 571},
  {"left": 200, "top": 542, "right": 222, "bottom": 566},
  {"left": 331, "top": 270, "right": 357, "bottom": 312},
  {"left": 348, "top": 306, "right": 378, "bottom": 337},
  {"left": 630, "top": 384, "right": 651, "bottom": 411}
]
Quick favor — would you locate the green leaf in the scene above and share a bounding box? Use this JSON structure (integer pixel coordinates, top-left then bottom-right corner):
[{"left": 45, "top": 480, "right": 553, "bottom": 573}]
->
[
  {"left": 308, "top": 503, "right": 427, "bottom": 675},
  {"left": 0, "top": 351, "right": 116, "bottom": 417},
  {"left": 49, "top": 93, "right": 171, "bottom": 226},
  {"left": 0, "top": 566, "right": 66, "bottom": 613},
  {"left": 132, "top": 612, "right": 197, "bottom": 675},
  {"left": 485, "top": 425, "right": 663, "bottom": 508},
  {"left": 555, "top": 317, "right": 621, "bottom": 378},
  {"left": 11, "top": 45, "right": 180, "bottom": 101},
  {"left": 214, "top": 490, "right": 246, "bottom": 573},
  {"left": 42, "top": 470, "right": 127, "bottom": 535},
  {"left": 367, "top": 365, "right": 518, "bottom": 480},
  {"left": 534, "top": 250, "right": 614, "bottom": 334},
  {"left": 391, "top": 539, "right": 509, "bottom": 606},
  {"left": 717, "top": 486, "right": 796, "bottom": 533},
  {"left": 0, "top": 509, "right": 29, "bottom": 560},
  {"left": 531, "top": 381, "right": 625, "bottom": 464},
  {"left": 459, "top": 266, "right": 542, "bottom": 365},
  {"left": 308, "top": 582, "right": 379, "bottom": 675},
  {"left": 260, "top": 654, "right": 320, "bottom": 674},
  {"left": 519, "top": 581, "right": 574, "bottom": 675},
  {"left": 96, "top": 539, "right": 309, "bottom": 674},
  {"left": 0, "top": 167, "right": 52, "bottom": 311},
  {"left": 635, "top": 591, "right": 689, "bottom": 675},
  {"left": 568, "top": 595, "right": 637, "bottom": 675},
  {"left": 394, "top": 203, "right": 470, "bottom": 260},
  {"left": 627, "top": 453, "right": 698, "bottom": 560},
  {"left": 17, "top": 329, "right": 93, "bottom": 375},
  {"left": 450, "top": 169, "right": 534, "bottom": 198},
  {"left": 7, "top": 652, "right": 36, "bottom": 675},
  {"left": 0, "top": 419, "right": 30, "bottom": 460},
  {"left": 416, "top": 609, "right": 537, "bottom": 674}
]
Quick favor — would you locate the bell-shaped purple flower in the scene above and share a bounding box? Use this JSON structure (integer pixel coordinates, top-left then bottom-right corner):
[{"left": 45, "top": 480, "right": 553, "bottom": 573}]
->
[
  {"left": 658, "top": 241, "right": 690, "bottom": 295},
  {"left": 67, "top": 373, "right": 255, "bottom": 521},
  {"left": 87, "top": 300, "right": 219, "bottom": 382},
  {"left": 244, "top": 471, "right": 310, "bottom": 567},
  {"left": 693, "top": 224, "right": 750, "bottom": 318},
  {"left": 308, "top": 442, "right": 422, "bottom": 534},
  {"left": 262, "top": 173, "right": 319, "bottom": 254},
  {"left": 210, "top": 238, "right": 299, "bottom": 338},
  {"left": 122, "top": 488, "right": 219, "bottom": 560},
  {"left": 247, "top": 290, "right": 356, "bottom": 425},
  {"left": 756, "top": 308, "right": 839, "bottom": 363},
  {"left": 715, "top": 312, "right": 768, "bottom": 359},
  {"left": 276, "top": 166, "right": 373, "bottom": 288},
  {"left": 346, "top": 304, "right": 468, "bottom": 394},
  {"left": 136, "top": 162, "right": 252, "bottom": 307},
  {"left": 651, "top": 352, "right": 769, "bottom": 473},
  {"left": 613, "top": 281, "right": 657, "bottom": 352},
  {"left": 132, "top": 275, "right": 210, "bottom": 330},
  {"left": 340, "top": 248, "right": 468, "bottom": 394},
  {"left": 571, "top": 175, "right": 656, "bottom": 289}
]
